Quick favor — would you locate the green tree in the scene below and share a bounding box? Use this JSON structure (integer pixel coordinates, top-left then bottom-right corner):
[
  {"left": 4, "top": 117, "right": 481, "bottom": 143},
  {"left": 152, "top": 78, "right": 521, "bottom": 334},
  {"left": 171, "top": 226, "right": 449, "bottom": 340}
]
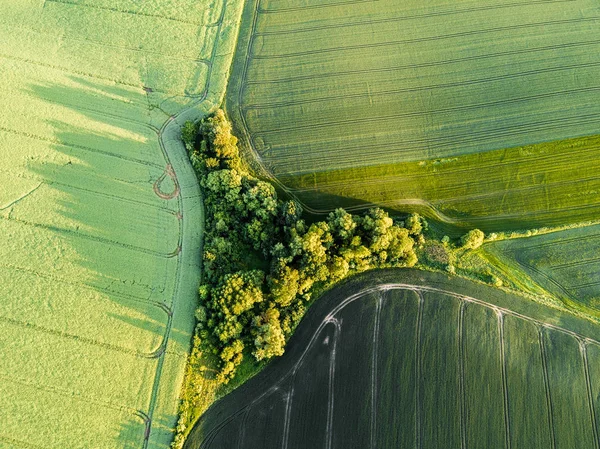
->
[
  {"left": 361, "top": 208, "right": 393, "bottom": 234},
  {"left": 268, "top": 264, "right": 300, "bottom": 307},
  {"left": 383, "top": 226, "right": 415, "bottom": 264},
  {"left": 328, "top": 255, "right": 350, "bottom": 282},
  {"left": 339, "top": 236, "right": 372, "bottom": 272},
  {"left": 210, "top": 270, "right": 265, "bottom": 317},
  {"left": 203, "top": 169, "right": 243, "bottom": 204},
  {"left": 216, "top": 339, "right": 244, "bottom": 383},
  {"left": 297, "top": 222, "right": 333, "bottom": 289},
  {"left": 461, "top": 229, "right": 485, "bottom": 249},
  {"left": 279, "top": 200, "right": 303, "bottom": 229},
  {"left": 201, "top": 109, "right": 239, "bottom": 164},
  {"left": 252, "top": 308, "right": 285, "bottom": 361},
  {"left": 405, "top": 212, "right": 425, "bottom": 236},
  {"left": 327, "top": 208, "right": 357, "bottom": 244},
  {"left": 181, "top": 121, "right": 198, "bottom": 152}
]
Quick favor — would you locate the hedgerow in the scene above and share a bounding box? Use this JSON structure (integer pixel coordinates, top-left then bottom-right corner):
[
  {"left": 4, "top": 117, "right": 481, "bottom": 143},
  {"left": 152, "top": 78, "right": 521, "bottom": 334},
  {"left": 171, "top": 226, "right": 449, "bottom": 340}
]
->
[
  {"left": 184, "top": 110, "right": 423, "bottom": 382},
  {"left": 172, "top": 111, "right": 493, "bottom": 447}
]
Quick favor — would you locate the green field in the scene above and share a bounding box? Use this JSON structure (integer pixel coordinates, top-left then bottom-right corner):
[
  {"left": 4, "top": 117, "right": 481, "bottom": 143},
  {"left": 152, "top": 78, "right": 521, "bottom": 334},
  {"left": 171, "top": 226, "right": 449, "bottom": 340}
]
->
[
  {"left": 227, "top": 0, "right": 600, "bottom": 228},
  {"left": 185, "top": 269, "right": 600, "bottom": 449},
  {"left": 0, "top": 0, "right": 243, "bottom": 447},
  {"left": 484, "top": 225, "right": 600, "bottom": 316},
  {"left": 281, "top": 135, "right": 600, "bottom": 232}
]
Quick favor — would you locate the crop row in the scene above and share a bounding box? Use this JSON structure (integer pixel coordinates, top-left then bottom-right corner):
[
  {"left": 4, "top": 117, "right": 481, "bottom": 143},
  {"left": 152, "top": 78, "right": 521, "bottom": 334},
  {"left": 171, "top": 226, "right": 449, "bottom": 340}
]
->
[
  {"left": 258, "top": 0, "right": 574, "bottom": 14},
  {"left": 190, "top": 278, "right": 600, "bottom": 448},
  {"left": 245, "top": 37, "right": 600, "bottom": 85},
  {"left": 45, "top": 0, "right": 221, "bottom": 26},
  {"left": 256, "top": 0, "right": 576, "bottom": 34},
  {"left": 253, "top": 23, "right": 598, "bottom": 62},
  {"left": 486, "top": 225, "right": 600, "bottom": 313}
]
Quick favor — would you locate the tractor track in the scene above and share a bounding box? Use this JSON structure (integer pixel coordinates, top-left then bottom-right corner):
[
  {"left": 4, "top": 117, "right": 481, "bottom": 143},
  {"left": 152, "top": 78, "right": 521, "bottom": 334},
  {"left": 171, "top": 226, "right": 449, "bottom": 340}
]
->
[
  {"left": 138, "top": 0, "right": 238, "bottom": 443},
  {"left": 198, "top": 281, "right": 600, "bottom": 448}
]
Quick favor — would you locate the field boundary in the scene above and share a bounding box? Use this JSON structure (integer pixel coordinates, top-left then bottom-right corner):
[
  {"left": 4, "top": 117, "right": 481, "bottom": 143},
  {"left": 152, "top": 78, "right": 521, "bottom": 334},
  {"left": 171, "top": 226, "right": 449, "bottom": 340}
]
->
[{"left": 141, "top": 0, "right": 247, "bottom": 445}]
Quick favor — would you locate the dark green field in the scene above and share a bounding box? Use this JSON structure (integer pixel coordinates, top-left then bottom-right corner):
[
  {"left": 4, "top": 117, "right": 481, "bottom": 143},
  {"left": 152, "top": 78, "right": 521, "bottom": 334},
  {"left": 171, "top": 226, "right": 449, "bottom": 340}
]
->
[{"left": 184, "top": 270, "right": 600, "bottom": 449}]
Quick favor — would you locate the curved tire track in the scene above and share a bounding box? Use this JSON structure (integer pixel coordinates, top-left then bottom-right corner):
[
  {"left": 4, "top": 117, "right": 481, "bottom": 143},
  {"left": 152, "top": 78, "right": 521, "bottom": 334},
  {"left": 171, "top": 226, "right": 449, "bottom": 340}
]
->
[
  {"left": 139, "top": 0, "right": 244, "bottom": 443},
  {"left": 192, "top": 274, "right": 600, "bottom": 449}
]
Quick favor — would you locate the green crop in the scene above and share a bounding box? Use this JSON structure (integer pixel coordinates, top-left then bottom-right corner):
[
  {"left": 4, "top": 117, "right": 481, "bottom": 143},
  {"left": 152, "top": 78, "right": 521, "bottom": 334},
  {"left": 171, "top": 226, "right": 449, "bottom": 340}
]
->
[
  {"left": 227, "top": 0, "right": 600, "bottom": 231},
  {"left": 185, "top": 269, "right": 600, "bottom": 449},
  {"left": 485, "top": 224, "right": 600, "bottom": 317},
  {"left": 0, "top": 0, "right": 244, "bottom": 447}
]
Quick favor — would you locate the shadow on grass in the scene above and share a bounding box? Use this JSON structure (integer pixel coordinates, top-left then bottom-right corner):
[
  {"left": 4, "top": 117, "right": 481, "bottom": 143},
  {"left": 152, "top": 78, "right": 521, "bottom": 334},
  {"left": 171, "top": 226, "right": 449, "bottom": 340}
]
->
[
  {"left": 117, "top": 415, "right": 149, "bottom": 449},
  {"left": 14, "top": 75, "right": 199, "bottom": 444},
  {"left": 274, "top": 184, "right": 469, "bottom": 237},
  {"left": 276, "top": 174, "right": 600, "bottom": 238}
]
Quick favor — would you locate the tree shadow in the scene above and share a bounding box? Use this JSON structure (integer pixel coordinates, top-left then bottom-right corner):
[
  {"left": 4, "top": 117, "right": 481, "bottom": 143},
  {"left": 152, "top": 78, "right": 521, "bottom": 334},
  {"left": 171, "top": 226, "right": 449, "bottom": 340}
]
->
[
  {"left": 274, "top": 172, "right": 579, "bottom": 238},
  {"left": 8, "top": 75, "right": 200, "bottom": 446},
  {"left": 273, "top": 183, "right": 468, "bottom": 237},
  {"left": 117, "top": 414, "right": 149, "bottom": 449}
]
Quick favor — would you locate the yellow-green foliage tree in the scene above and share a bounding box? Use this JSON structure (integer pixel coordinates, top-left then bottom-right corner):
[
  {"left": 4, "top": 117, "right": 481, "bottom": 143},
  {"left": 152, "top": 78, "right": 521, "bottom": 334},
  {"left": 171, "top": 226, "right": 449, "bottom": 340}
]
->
[
  {"left": 252, "top": 308, "right": 286, "bottom": 361},
  {"left": 183, "top": 110, "right": 423, "bottom": 382},
  {"left": 461, "top": 229, "right": 485, "bottom": 249}
]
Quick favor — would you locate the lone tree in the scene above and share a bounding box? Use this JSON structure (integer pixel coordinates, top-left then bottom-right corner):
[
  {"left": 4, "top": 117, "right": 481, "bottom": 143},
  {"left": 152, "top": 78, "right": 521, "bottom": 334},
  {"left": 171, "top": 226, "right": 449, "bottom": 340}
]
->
[{"left": 461, "top": 229, "right": 485, "bottom": 250}]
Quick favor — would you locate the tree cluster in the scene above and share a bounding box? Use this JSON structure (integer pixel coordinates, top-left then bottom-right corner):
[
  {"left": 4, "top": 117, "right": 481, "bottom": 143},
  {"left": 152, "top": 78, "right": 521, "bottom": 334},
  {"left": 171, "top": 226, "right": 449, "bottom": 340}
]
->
[{"left": 183, "top": 110, "right": 424, "bottom": 382}]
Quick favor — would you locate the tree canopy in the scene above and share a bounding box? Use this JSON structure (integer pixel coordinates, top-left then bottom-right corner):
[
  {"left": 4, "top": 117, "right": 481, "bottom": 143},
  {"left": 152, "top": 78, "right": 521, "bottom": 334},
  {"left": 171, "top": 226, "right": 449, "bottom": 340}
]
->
[
  {"left": 461, "top": 228, "right": 485, "bottom": 249},
  {"left": 183, "top": 110, "right": 424, "bottom": 382}
]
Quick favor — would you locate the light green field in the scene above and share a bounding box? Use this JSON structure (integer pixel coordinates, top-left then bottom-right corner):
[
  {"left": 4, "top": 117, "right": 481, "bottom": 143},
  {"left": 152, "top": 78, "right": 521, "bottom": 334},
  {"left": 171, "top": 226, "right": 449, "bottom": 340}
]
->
[
  {"left": 484, "top": 224, "right": 600, "bottom": 316},
  {"left": 186, "top": 269, "right": 600, "bottom": 449},
  {"left": 0, "top": 0, "right": 243, "bottom": 447},
  {"left": 227, "top": 0, "right": 600, "bottom": 228}
]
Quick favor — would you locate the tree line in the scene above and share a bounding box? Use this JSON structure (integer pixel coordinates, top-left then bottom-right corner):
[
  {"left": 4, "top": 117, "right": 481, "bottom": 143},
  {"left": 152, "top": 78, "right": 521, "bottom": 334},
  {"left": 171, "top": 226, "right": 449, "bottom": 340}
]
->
[{"left": 181, "top": 110, "right": 426, "bottom": 383}]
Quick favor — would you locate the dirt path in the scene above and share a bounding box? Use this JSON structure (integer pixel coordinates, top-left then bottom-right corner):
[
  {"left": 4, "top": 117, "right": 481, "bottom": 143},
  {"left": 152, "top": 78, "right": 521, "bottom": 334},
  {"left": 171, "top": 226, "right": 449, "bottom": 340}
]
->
[
  {"left": 137, "top": 0, "right": 251, "bottom": 441},
  {"left": 141, "top": 111, "right": 204, "bottom": 447},
  {"left": 153, "top": 164, "right": 181, "bottom": 200}
]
